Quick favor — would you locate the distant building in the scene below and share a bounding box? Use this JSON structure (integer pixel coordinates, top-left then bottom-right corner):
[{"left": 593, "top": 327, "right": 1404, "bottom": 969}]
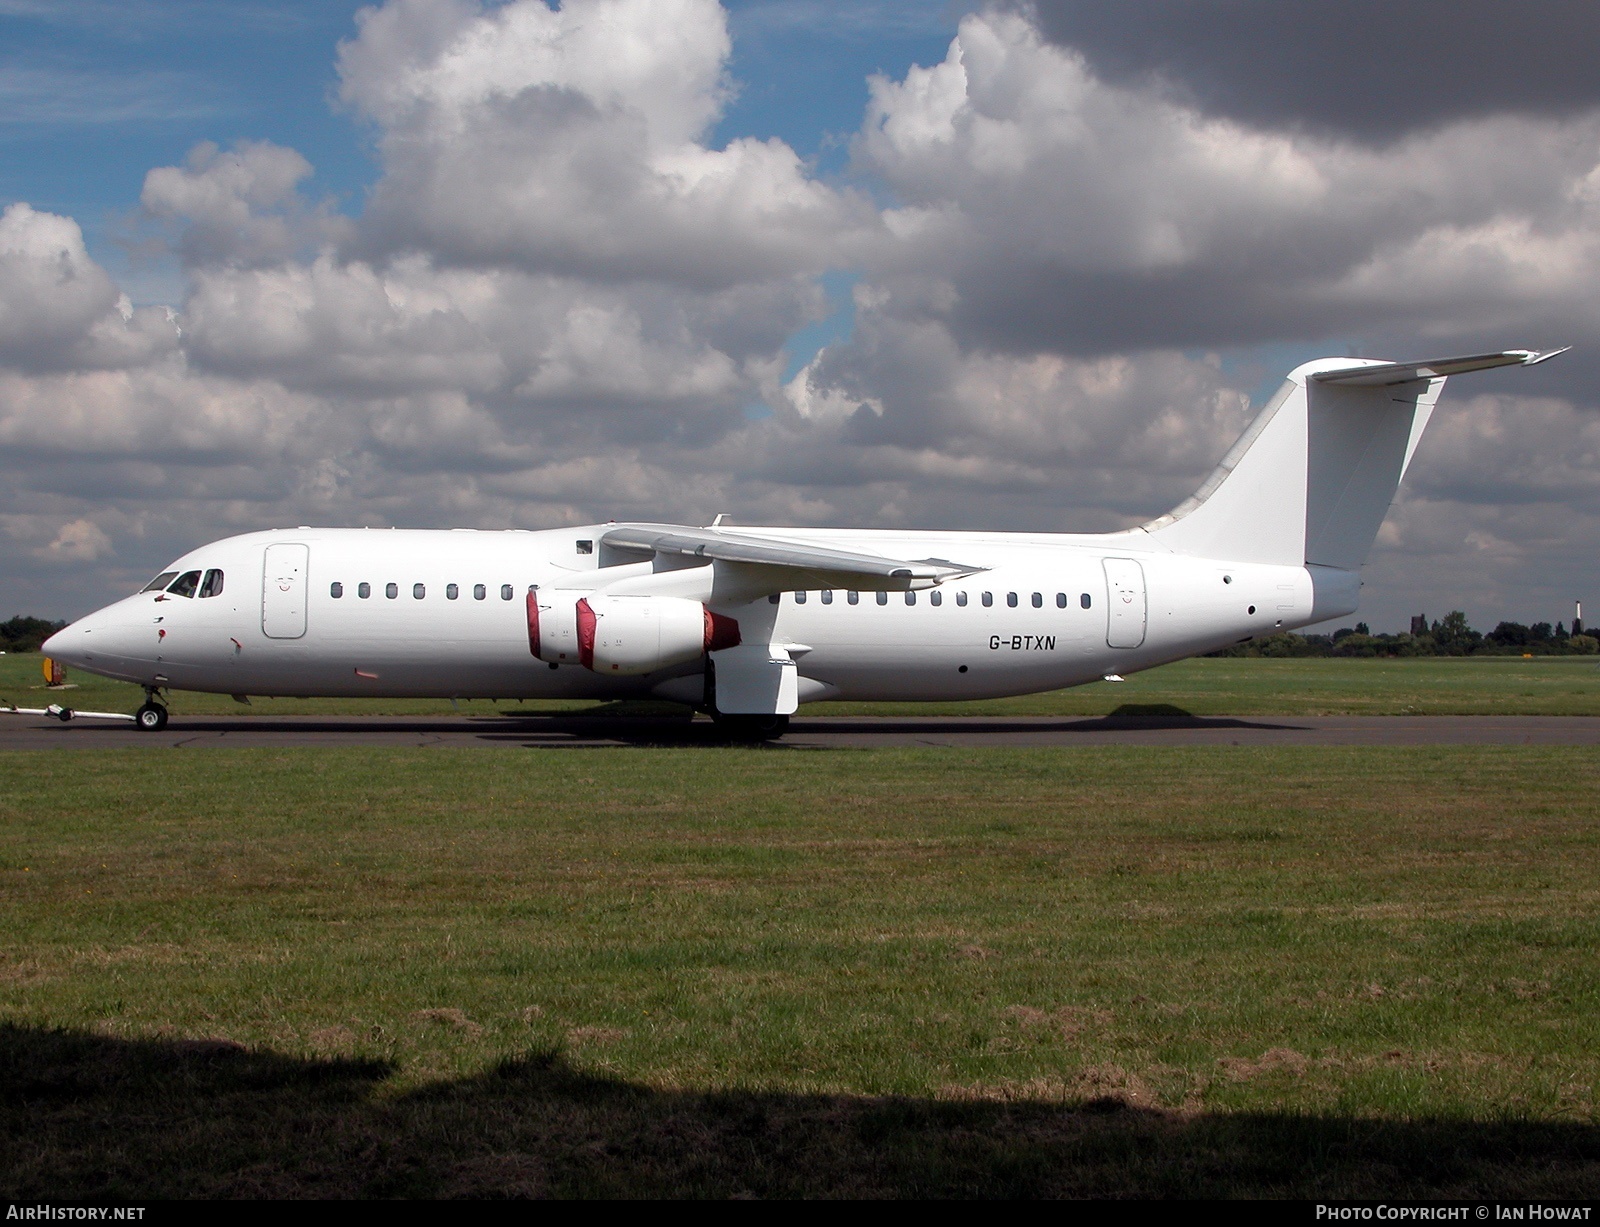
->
[{"left": 1410, "top": 614, "right": 1428, "bottom": 637}]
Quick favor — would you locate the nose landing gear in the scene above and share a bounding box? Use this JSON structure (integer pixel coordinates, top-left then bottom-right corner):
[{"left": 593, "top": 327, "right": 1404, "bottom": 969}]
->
[
  {"left": 136, "top": 687, "right": 168, "bottom": 731},
  {"left": 135, "top": 704, "right": 168, "bottom": 731}
]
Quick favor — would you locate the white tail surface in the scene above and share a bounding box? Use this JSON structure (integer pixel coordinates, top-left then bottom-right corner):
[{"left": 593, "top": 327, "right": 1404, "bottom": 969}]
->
[{"left": 1139, "top": 350, "right": 1563, "bottom": 569}]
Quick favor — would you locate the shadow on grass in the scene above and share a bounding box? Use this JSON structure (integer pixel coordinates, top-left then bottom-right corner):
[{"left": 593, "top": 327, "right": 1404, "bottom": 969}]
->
[
  {"left": 9, "top": 705, "right": 1313, "bottom": 749},
  {"left": 3, "top": 1024, "right": 1598, "bottom": 1198},
  {"left": 473, "top": 704, "right": 1302, "bottom": 747},
  {"left": 1102, "top": 703, "right": 1207, "bottom": 723},
  {"left": 551, "top": 700, "right": 696, "bottom": 720}
]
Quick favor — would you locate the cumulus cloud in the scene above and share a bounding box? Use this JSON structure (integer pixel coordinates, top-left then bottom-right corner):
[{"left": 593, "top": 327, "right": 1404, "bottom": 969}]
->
[
  {"left": 141, "top": 140, "right": 351, "bottom": 269},
  {"left": 0, "top": 203, "right": 179, "bottom": 371},
  {"left": 339, "top": 0, "right": 882, "bottom": 285},
  {"left": 38, "top": 518, "right": 112, "bottom": 563},
  {"left": 782, "top": 295, "right": 1250, "bottom": 506},
  {"left": 850, "top": 9, "right": 1600, "bottom": 356},
  {"left": 0, "top": 363, "right": 326, "bottom": 462}
]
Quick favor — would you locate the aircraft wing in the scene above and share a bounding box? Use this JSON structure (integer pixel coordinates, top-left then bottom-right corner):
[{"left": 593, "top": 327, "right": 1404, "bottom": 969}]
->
[
  {"left": 1311, "top": 348, "right": 1569, "bottom": 387},
  {"left": 600, "top": 523, "right": 983, "bottom": 591}
]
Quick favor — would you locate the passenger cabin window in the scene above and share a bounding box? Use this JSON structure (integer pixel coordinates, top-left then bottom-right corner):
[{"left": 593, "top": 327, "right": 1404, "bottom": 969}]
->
[
  {"left": 576, "top": 539, "right": 594, "bottom": 555},
  {"left": 768, "top": 593, "right": 780, "bottom": 605},
  {"left": 1080, "top": 593, "right": 1092, "bottom": 609},
  {"left": 821, "top": 590, "right": 833, "bottom": 605},
  {"left": 143, "top": 571, "right": 179, "bottom": 593},
  {"left": 358, "top": 582, "right": 371, "bottom": 599},
  {"left": 848, "top": 591, "right": 859, "bottom": 605},
  {"left": 1007, "top": 592, "right": 1018, "bottom": 608},
  {"left": 474, "top": 584, "right": 486, "bottom": 601},
  {"left": 930, "top": 590, "right": 942, "bottom": 607},
  {"left": 446, "top": 583, "right": 459, "bottom": 600},
  {"left": 956, "top": 591, "right": 968, "bottom": 607},
  {"left": 501, "top": 584, "right": 513, "bottom": 601},
  {"left": 794, "top": 591, "right": 807, "bottom": 604},
  {"left": 905, "top": 592, "right": 916, "bottom": 606},
  {"left": 876, "top": 591, "right": 888, "bottom": 606},
  {"left": 199, "top": 569, "right": 224, "bottom": 598},
  {"left": 330, "top": 582, "right": 344, "bottom": 599},
  {"left": 1032, "top": 592, "right": 1042, "bottom": 608},
  {"left": 982, "top": 592, "right": 993, "bottom": 607},
  {"left": 413, "top": 583, "right": 426, "bottom": 599},
  {"left": 167, "top": 571, "right": 202, "bottom": 598},
  {"left": 1056, "top": 592, "right": 1067, "bottom": 608},
  {"left": 386, "top": 583, "right": 398, "bottom": 599}
]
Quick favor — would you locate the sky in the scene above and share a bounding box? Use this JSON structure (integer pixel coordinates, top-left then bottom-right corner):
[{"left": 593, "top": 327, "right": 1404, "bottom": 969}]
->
[{"left": 1, "top": 0, "right": 1596, "bottom": 634}]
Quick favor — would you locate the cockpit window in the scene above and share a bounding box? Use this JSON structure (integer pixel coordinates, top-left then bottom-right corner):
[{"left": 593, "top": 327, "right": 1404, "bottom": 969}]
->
[
  {"left": 199, "top": 569, "right": 224, "bottom": 598},
  {"left": 166, "top": 571, "right": 202, "bottom": 598},
  {"left": 142, "top": 571, "right": 179, "bottom": 593}
]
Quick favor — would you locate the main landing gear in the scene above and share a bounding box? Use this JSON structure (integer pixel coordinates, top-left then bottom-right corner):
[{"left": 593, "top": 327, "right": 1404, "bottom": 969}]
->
[
  {"left": 709, "top": 712, "right": 789, "bottom": 741},
  {"left": 701, "top": 661, "right": 790, "bottom": 740},
  {"left": 135, "top": 687, "right": 168, "bottom": 731}
]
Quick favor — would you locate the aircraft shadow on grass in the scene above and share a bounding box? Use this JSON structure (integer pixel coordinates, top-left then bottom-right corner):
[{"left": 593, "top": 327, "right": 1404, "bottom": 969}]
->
[
  {"left": 478, "top": 703, "right": 1308, "bottom": 747},
  {"left": 21, "top": 704, "right": 1309, "bottom": 749},
  {"left": 2, "top": 1022, "right": 1596, "bottom": 1199}
]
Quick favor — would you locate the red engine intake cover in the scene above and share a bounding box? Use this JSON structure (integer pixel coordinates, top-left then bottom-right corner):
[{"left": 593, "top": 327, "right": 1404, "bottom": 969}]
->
[{"left": 576, "top": 597, "right": 597, "bottom": 670}]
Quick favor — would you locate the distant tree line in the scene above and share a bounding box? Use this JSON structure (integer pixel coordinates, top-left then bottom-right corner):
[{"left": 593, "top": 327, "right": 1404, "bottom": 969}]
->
[
  {"left": 1211, "top": 611, "right": 1599, "bottom": 658},
  {"left": 1, "top": 617, "right": 65, "bottom": 653}
]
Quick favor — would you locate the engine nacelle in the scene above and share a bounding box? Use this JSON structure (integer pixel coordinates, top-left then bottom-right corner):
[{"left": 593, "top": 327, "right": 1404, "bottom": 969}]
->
[
  {"left": 527, "top": 588, "right": 585, "bottom": 663},
  {"left": 528, "top": 590, "right": 738, "bottom": 675}
]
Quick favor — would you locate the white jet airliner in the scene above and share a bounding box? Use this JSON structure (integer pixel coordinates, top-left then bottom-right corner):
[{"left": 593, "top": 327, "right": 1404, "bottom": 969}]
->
[{"left": 35, "top": 349, "right": 1565, "bottom": 736}]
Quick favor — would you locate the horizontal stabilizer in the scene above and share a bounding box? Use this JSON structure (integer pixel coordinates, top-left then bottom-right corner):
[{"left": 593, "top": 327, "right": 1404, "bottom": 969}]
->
[
  {"left": 602, "top": 523, "right": 982, "bottom": 585},
  {"left": 1311, "top": 348, "right": 1569, "bottom": 387}
]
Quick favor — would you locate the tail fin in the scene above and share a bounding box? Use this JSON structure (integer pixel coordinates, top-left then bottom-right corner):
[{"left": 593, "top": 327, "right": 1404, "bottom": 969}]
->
[{"left": 1141, "top": 349, "right": 1566, "bottom": 569}]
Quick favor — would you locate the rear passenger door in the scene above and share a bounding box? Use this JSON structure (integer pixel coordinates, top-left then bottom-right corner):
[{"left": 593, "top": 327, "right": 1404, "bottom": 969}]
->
[{"left": 1102, "top": 557, "right": 1147, "bottom": 648}]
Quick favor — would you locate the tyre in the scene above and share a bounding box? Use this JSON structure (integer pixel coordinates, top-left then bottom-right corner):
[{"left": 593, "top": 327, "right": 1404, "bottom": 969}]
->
[
  {"left": 714, "top": 713, "right": 789, "bottom": 741},
  {"left": 135, "top": 703, "right": 168, "bottom": 732}
]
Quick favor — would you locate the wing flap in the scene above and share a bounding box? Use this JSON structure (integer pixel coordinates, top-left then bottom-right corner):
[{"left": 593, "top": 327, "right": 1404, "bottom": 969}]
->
[{"left": 600, "top": 523, "right": 982, "bottom": 589}]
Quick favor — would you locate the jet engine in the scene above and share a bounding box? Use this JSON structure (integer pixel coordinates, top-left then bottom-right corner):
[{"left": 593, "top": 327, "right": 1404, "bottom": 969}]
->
[{"left": 528, "top": 590, "right": 738, "bottom": 675}]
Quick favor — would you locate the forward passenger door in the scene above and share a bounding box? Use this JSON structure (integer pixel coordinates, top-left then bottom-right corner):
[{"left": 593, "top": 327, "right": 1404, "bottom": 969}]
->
[{"left": 262, "top": 543, "right": 309, "bottom": 639}]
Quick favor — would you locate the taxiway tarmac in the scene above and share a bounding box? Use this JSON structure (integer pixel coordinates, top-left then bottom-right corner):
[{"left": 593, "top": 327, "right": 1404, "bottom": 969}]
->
[{"left": 0, "top": 712, "right": 1597, "bottom": 749}]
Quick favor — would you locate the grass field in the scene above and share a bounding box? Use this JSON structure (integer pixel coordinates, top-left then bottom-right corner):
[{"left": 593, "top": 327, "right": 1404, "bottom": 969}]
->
[
  {"left": 5, "top": 650, "right": 1600, "bottom": 718},
  {"left": 3, "top": 746, "right": 1599, "bottom": 1197}
]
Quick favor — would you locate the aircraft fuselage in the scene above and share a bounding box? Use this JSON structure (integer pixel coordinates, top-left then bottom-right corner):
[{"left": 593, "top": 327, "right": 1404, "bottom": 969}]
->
[{"left": 45, "top": 525, "right": 1338, "bottom": 705}]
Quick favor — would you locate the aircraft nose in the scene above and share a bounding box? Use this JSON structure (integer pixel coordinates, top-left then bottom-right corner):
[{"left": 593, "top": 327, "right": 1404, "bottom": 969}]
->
[
  {"left": 42, "top": 621, "right": 91, "bottom": 667},
  {"left": 42, "top": 602, "right": 147, "bottom": 669}
]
